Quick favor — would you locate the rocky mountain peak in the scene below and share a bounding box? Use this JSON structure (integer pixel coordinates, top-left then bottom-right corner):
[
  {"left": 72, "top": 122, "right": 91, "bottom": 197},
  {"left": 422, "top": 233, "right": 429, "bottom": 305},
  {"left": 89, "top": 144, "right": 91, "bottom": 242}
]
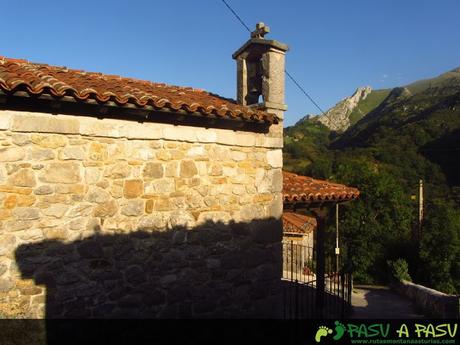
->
[
  {"left": 294, "top": 113, "right": 315, "bottom": 126},
  {"left": 315, "top": 86, "right": 373, "bottom": 132}
]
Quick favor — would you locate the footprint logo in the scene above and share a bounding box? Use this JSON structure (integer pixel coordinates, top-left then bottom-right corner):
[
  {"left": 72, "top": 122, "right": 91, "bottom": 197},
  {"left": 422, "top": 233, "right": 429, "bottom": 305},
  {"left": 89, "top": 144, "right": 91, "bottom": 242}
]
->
[
  {"left": 315, "top": 326, "right": 333, "bottom": 343},
  {"left": 333, "top": 321, "right": 346, "bottom": 341}
]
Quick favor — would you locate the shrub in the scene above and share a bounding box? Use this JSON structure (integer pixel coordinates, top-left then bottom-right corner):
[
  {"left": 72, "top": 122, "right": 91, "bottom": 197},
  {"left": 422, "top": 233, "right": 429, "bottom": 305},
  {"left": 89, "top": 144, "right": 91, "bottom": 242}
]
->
[{"left": 387, "top": 258, "right": 412, "bottom": 282}]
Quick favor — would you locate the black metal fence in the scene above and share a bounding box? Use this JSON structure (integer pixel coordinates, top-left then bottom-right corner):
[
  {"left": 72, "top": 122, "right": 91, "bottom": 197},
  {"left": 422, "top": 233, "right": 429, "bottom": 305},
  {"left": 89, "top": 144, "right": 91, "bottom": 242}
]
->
[{"left": 282, "top": 241, "right": 352, "bottom": 319}]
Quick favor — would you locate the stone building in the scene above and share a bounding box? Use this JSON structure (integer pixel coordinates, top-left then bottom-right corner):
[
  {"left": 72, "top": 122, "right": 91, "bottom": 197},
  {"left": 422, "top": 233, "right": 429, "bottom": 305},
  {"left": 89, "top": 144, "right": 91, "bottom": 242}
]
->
[
  {"left": 282, "top": 212, "right": 316, "bottom": 278},
  {"left": 281, "top": 172, "right": 359, "bottom": 280},
  {"left": 283, "top": 212, "right": 316, "bottom": 247},
  {"left": 282, "top": 170, "right": 359, "bottom": 317},
  {"left": 0, "top": 25, "right": 289, "bottom": 318}
]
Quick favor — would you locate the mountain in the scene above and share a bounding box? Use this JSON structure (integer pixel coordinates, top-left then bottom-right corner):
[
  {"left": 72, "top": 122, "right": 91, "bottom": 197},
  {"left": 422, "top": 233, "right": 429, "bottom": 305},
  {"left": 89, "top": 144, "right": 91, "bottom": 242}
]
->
[
  {"left": 295, "top": 67, "right": 460, "bottom": 134},
  {"left": 405, "top": 66, "right": 460, "bottom": 94},
  {"left": 285, "top": 66, "right": 460, "bottom": 187},
  {"left": 314, "top": 86, "right": 373, "bottom": 131},
  {"left": 295, "top": 86, "right": 391, "bottom": 132},
  {"left": 337, "top": 67, "right": 460, "bottom": 145}
]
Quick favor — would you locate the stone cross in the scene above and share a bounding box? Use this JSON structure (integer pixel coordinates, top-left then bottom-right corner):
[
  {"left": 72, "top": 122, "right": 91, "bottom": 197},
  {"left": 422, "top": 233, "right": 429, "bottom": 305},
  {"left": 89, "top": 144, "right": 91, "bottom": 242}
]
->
[{"left": 251, "top": 22, "right": 270, "bottom": 39}]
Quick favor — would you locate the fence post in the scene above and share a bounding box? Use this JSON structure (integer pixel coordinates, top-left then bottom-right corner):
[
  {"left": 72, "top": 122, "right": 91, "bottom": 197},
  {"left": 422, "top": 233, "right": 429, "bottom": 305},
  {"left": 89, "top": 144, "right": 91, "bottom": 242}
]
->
[
  {"left": 341, "top": 272, "right": 345, "bottom": 318},
  {"left": 283, "top": 281, "right": 286, "bottom": 319},
  {"left": 313, "top": 207, "right": 327, "bottom": 318},
  {"left": 295, "top": 278, "right": 299, "bottom": 319},
  {"left": 347, "top": 273, "right": 353, "bottom": 314}
]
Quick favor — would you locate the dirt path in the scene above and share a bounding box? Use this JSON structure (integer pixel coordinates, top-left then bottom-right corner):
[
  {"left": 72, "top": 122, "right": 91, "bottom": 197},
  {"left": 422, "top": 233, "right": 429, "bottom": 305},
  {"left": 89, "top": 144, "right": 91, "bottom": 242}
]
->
[{"left": 351, "top": 285, "right": 425, "bottom": 319}]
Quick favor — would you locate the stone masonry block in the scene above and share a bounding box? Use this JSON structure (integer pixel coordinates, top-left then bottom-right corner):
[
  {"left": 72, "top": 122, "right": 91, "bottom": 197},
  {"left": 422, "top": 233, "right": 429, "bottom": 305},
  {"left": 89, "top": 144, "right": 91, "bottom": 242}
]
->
[
  {"left": 12, "top": 114, "right": 79, "bottom": 134},
  {"left": 124, "top": 180, "right": 143, "bottom": 199},
  {"left": 0, "top": 147, "right": 25, "bottom": 162},
  {"left": 266, "top": 149, "right": 282, "bottom": 168},
  {"left": 40, "top": 162, "right": 81, "bottom": 184},
  {"left": 0, "top": 112, "right": 12, "bottom": 130}
]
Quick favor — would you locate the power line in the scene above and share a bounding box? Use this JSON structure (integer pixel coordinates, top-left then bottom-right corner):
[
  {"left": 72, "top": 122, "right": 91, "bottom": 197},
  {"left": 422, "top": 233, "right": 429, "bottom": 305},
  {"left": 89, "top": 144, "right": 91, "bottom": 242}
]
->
[
  {"left": 285, "top": 70, "right": 326, "bottom": 114},
  {"left": 220, "top": 0, "right": 326, "bottom": 115},
  {"left": 221, "top": 0, "right": 251, "bottom": 33}
]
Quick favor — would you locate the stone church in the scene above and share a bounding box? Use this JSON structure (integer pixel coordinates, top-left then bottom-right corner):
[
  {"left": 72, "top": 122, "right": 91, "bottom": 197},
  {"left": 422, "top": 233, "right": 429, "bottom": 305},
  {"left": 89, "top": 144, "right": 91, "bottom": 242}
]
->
[{"left": 0, "top": 24, "right": 289, "bottom": 318}]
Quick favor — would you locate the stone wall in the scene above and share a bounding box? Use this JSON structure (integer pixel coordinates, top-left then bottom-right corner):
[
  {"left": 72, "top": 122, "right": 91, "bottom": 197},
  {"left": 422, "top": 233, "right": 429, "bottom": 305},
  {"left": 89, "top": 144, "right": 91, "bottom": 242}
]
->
[
  {"left": 0, "top": 110, "right": 283, "bottom": 318},
  {"left": 394, "top": 280, "right": 460, "bottom": 318},
  {"left": 283, "top": 233, "right": 314, "bottom": 248}
]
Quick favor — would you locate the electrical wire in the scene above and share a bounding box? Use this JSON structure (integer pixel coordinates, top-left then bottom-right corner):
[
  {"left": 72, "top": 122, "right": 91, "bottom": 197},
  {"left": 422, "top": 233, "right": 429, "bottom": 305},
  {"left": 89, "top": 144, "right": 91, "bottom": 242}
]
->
[
  {"left": 221, "top": 0, "right": 251, "bottom": 33},
  {"left": 221, "top": 0, "right": 326, "bottom": 115},
  {"left": 285, "top": 70, "right": 326, "bottom": 114}
]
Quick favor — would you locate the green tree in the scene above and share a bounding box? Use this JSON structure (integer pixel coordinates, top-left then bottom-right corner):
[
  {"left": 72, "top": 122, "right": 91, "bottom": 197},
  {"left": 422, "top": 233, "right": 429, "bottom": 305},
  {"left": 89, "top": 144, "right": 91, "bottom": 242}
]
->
[
  {"left": 418, "top": 201, "right": 460, "bottom": 293},
  {"left": 333, "top": 159, "right": 414, "bottom": 283}
]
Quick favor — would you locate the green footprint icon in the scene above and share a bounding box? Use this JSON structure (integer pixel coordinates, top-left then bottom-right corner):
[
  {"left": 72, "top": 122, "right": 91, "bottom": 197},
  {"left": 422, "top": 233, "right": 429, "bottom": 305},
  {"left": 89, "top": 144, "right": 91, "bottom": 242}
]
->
[
  {"left": 315, "top": 326, "right": 333, "bottom": 343},
  {"left": 333, "top": 321, "right": 346, "bottom": 341}
]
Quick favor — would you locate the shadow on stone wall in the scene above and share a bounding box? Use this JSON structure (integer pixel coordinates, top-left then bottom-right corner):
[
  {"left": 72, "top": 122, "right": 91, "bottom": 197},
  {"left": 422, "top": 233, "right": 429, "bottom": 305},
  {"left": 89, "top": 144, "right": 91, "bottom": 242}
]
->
[{"left": 15, "top": 218, "right": 282, "bottom": 320}]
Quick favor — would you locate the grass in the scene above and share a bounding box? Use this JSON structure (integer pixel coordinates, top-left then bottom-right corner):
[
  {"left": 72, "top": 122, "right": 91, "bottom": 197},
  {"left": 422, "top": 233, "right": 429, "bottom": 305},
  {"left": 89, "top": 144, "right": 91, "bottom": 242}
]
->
[
  {"left": 348, "top": 89, "right": 391, "bottom": 125},
  {"left": 406, "top": 67, "right": 460, "bottom": 94}
]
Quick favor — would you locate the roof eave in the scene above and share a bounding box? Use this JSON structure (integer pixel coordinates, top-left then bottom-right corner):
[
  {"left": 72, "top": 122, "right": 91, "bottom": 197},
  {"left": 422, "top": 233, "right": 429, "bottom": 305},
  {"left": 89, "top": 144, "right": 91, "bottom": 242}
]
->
[
  {"left": 0, "top": 90, "right": 278, "bottom": 128},
  {"left": 283, "top": 197, "right": 359, "bottom": 209}
]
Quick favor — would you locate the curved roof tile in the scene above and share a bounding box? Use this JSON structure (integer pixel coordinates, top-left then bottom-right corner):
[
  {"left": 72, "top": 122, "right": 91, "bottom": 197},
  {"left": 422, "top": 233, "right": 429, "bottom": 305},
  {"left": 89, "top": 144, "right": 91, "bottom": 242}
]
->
[
  {"left": 283, "top": 212, "right": 316, "bottom": 234},
  {"left": 0, "top": 56, "right": 278, "bottom": 124},
  {"left": 283, "top": 171, "right": 360, "bottom": 204}
]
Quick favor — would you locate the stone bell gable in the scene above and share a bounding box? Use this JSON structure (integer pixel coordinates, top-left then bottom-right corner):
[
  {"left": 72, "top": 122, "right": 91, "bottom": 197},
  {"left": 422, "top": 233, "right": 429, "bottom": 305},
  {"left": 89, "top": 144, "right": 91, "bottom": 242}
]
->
[
  {"left": 233, "top": 22, "right": 289, "bottom": 115},
  {"left": 0, "top": 25, "right": 288, "bottom": 318}
]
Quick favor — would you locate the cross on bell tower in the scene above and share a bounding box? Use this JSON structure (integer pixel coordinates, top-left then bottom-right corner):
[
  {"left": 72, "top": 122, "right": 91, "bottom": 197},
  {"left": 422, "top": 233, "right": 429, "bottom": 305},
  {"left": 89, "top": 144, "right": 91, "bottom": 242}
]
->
[{"left": 250, "top": 22, "right": 270, "bottom": 39}]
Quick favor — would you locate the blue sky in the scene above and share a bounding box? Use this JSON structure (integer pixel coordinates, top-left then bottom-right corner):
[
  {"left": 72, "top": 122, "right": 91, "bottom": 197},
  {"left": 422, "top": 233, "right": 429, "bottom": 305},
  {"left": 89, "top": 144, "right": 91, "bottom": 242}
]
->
[{"left": 3, "top": 0, "right": 460, "bottom": 126}]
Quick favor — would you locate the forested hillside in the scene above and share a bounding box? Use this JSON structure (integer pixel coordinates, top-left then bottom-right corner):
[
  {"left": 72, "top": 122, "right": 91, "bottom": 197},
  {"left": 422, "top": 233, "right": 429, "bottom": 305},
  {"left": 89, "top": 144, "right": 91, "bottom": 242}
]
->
[{"left": 284, "top": 67, "right": 460, "bottom": 293}]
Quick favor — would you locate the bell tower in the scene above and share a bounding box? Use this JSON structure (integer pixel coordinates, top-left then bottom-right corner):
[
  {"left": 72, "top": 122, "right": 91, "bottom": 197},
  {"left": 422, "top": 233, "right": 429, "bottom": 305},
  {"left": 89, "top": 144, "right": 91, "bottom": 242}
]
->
[{"left": 232, "top": 22, "right": 289, "bottom": 119}]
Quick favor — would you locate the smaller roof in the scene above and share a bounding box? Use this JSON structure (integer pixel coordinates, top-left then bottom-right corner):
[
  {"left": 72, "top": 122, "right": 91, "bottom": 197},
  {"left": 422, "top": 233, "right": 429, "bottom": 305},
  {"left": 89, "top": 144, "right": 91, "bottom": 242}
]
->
[
  {"left": 0, "top": 56, "right": 277, "bottom": 124},
  {"left": 283, "top": 171, "right": 359, "bottom": 205},
  {"left": 283, "top": 212, "right": 316, "bottom": 235}
]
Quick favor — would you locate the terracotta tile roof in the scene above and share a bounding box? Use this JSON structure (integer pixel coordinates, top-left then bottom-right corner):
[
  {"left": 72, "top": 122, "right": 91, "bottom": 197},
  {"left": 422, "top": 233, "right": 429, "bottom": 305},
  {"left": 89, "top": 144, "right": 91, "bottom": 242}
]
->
[
  {"left": 283, "top": 212, "right": 316, "bottom": 234},
  {"left": 283, "top": 171, "right": 360, "bottom": 204},
  {"left": 0, "top": 56, "right": 277, "bottom": 124}
]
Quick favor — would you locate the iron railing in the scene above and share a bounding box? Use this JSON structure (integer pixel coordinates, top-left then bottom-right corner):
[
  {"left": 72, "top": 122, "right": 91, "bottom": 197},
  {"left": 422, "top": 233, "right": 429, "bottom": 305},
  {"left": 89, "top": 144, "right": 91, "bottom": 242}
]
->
[{"left": 282, "top": 241, "right": 352, "bottom": 319}]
